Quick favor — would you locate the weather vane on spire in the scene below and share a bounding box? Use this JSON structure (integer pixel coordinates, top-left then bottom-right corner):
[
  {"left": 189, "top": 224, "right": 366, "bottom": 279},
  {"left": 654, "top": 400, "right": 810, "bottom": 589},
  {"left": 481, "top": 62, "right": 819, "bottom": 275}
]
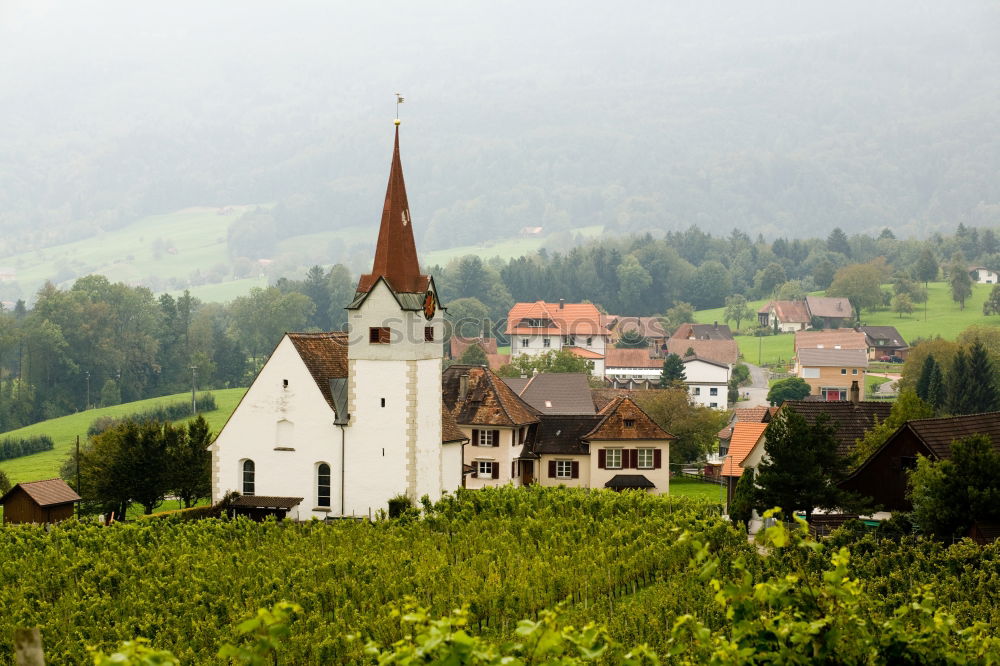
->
[{"left": 394, "top": 93, "right": 404, "bottom": 125}]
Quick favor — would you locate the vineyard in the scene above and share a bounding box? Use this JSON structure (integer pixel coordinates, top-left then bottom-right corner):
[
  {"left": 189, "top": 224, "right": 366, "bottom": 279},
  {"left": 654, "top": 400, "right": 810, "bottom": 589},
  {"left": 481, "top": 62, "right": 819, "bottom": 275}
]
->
[{"left": 1, "top": 488, "right": 999, "bottom": 663}]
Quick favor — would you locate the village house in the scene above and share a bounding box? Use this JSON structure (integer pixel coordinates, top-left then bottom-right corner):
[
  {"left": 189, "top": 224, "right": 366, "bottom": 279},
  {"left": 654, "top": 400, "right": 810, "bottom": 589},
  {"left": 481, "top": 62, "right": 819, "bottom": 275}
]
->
[
  {"left": 804, "top": 295, "right": 854, "bottom": 328},
  {"left": 720, "top": 421, "right": 769, "bottom": 506},
  {"left": 442, "top": 365, "right": 540, "bottom": 488},
  {"left": 857, "top": 325, "right": 908, "bottom": 360},
  {"left": 794, "top": 350, "right": 869, "bottom": 400},
  {"left": 757, "top": 300, "right": 811, "bottom": 332},
  {"left": 969, "top": 266, "right": 999, "bottom": 284},
  {"left": 0, "top": 478, "right": 80, "bottom": 525},
  {"left": 671, "top": 322, "right": 734, "bottom": 341},
  {"left": 444, "top": 366, "right": 674, "bottom": 492},
  {"left": 210, "top": 123, "right": 467, "bottom": 519},
  {"left": 665, "top": 338, "right": 739, "bottom": 366},
  {"left": 603, "top": 348, "right": 662, "bottom": 389},
  {"left": 841, "top": 412, "right": 1000, "bottom": 512},
  {"left": 682, "top": 355, "right": 731, "bottom": 410},
  {"left": 758, "top": 297, "right": 854, "bottom": 332},
  {"left": 605, "top": 315, "right": 670, "bottom": 354},
  {"left": 507, "top": 300, "right": 609, "bottom": 375}
]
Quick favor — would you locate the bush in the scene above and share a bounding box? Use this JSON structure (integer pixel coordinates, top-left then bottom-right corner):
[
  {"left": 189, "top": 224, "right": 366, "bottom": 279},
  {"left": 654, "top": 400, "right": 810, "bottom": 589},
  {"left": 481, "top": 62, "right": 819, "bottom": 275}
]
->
[
  {"left": 0, "top": 435, "right": 54, "bottom": 462},
  {"left": 387, "top": 494, "right": 415, "bottom": 518},
  {"left": 87, "top": 394, "right": 217, "bottom": 437}
]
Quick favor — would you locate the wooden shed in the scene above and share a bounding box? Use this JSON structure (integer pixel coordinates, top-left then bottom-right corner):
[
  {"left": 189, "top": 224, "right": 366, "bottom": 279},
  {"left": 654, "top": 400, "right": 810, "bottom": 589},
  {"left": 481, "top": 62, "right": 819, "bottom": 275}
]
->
[{"left": 0, "top": 478, "right": 81, "bottom": 525}]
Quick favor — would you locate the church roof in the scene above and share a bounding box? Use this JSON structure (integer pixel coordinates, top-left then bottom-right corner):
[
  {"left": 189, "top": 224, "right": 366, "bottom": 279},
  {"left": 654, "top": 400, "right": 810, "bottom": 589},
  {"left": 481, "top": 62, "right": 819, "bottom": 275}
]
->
[
  {"left": 355, "top": 125, "right": 430, "bottom": 296},
  {"left": 287, "top": 332, "right": 349, "bottom": 411}
]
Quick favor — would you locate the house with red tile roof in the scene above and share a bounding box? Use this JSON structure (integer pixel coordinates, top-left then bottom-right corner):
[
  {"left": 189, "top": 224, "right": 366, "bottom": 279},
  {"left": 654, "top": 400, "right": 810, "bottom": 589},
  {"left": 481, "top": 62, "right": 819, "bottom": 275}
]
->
[
  {"left": 720, "top": 421, "right": 769, "bottom": 506},
  {"left": 507, "top": 300, "right": 608, "bottom": 374}
]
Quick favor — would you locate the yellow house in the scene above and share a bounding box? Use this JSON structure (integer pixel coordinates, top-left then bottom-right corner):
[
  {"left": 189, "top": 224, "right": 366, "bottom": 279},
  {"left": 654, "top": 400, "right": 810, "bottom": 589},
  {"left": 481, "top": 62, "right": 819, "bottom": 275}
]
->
[{"left": 795, "top": 348, "right": 868, "bottom": 400}]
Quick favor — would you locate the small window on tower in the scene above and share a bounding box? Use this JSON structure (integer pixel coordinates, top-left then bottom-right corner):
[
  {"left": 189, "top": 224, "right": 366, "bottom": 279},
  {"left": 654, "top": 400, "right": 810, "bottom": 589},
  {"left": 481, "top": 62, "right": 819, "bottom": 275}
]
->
[
  {"left": 369, "top": 327, "right": 390, "bottom": 344},
  {"left": 424, "top": 326, "right": 434, "bottom": 342}
]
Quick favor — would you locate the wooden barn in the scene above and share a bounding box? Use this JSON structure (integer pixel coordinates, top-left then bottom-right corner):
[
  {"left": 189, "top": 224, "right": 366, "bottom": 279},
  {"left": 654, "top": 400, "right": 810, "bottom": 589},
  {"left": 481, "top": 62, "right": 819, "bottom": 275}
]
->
[{"left": 0, "top": 478, "right": 81, "bottom": 524}]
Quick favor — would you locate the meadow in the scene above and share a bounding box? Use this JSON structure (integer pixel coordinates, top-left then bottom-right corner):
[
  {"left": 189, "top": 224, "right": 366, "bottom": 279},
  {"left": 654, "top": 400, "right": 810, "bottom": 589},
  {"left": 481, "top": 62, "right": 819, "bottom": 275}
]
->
[
  {"left": 0, "top": 388, "right": 247, "bottom": 485},
  {"left": 694, "top": 281, "right": 996, "bottom": 367}
]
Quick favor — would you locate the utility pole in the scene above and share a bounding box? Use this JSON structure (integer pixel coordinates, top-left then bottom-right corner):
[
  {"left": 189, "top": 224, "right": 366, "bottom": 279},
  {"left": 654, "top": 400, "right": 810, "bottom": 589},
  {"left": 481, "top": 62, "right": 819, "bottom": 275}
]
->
[
  {"left": 190, "top": 365, "right": 198, "bottom": 415},
  {"left": 75, "top": 435, "right": 81, "bottom": 516},
  {"left": 84, "top": 370, "right": 90, "bottom": 410}
]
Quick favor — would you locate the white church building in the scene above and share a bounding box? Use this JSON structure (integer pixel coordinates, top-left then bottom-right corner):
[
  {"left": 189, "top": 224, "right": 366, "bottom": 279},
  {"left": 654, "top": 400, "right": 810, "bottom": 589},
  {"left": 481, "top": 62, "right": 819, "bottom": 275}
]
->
[{"left": 210, "top": 123, "right": 467, "bottom": 519}]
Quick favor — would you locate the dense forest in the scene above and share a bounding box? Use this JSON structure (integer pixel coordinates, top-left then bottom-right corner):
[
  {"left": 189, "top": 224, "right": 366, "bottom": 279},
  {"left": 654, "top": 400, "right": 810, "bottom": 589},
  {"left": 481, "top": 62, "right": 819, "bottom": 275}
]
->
[
  {"left": 1, "top": 1, "right": 999, "bottom": 267},
  {"left": 0, "top": 222, "right": 992, "bottom": 433}
]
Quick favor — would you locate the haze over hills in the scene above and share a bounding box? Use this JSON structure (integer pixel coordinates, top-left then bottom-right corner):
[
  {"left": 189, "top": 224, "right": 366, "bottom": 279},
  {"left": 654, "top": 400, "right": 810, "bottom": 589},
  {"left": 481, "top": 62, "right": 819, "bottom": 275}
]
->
[{"left": 1, "top": 0, "right": 999, "bottom": 300}]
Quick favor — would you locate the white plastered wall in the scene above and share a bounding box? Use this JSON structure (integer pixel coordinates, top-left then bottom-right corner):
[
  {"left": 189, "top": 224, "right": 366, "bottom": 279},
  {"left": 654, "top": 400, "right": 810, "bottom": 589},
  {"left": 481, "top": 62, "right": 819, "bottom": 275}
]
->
[
  {"left": 588, "top": 439, "right": 670, "bottom": 494},
  {"left": 210, "top": 336, "right": 342, "bottom": 521}
]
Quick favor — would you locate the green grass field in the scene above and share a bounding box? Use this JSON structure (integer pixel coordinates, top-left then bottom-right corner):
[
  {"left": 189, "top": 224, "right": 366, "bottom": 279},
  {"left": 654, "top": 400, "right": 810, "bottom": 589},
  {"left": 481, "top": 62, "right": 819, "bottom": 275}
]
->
[
  {"left": 693, "top": 282, "right": 996, "bottom": 366},
  {"left": 0, "top": 388, "right": 247, "bottom": 485},
  {"left": 669, "top": 476, "right": 724, "bottom": 502},
  {"left": 0, "top": 207, "right": 258, "bottom": 296}
]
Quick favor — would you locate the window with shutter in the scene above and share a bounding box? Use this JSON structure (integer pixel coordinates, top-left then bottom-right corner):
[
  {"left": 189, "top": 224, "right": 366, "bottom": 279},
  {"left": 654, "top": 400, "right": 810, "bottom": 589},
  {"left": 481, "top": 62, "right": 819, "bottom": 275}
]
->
[
  {"left": 492, "top": 429, "right": 500, "bottom": 447},
  {"left": 605, "top": 448, "right": 621, "bottom": 469},
  {"left": 598, "top": 449, "right": 606, "bottom": 469},
  {"left": 555, "top": 460, "right": 573, "bottom": 478},
  {"left": 472, "top": 429, "right": 480, "bottom": 446},
  {"left": 492, "top": 463, "right": 499, "bottom": 479},
  {"left": 637, "top": 448, "right": 654, "bottom": 469},
  {"left": 654, "top": 448, "right": 662, "bottom": 469},
  {"left": 548, "top": 460, "right": 557, "bottom": 478},
  {"left": 571, "top": 461, "right": 579, "bottom": 478},
  {"left": 476, "top": 461, "right": 494, "bottom": 478}
]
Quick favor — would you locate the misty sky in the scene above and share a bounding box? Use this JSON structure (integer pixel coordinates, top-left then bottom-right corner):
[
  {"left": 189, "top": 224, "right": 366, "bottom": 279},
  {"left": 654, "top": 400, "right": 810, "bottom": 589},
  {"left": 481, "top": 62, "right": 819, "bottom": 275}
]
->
[{"left": 2, "top": 0, "right": 999, "bottom": 249}]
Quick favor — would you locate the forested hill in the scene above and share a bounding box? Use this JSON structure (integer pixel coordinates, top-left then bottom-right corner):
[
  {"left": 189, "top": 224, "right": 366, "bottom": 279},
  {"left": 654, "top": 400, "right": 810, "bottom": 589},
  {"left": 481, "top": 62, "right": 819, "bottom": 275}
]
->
[{"left": 2, "top": 0, "right": 999, "bottom": 266}]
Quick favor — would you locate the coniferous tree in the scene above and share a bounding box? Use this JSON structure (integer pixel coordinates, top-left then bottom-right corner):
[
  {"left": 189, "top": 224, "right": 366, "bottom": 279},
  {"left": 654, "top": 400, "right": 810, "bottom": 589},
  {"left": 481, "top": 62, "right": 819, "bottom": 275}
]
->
[
  {"left": 964, "top": 340, "right": 999, "bottom": 414},
  {"left": 754, "top": 408, "right": 862, "bottom": 522},
  {"left": 915, "top": 355, "right": 938, "bottom": 402},
  {"left": 946, "top": 348, "right": 970, "bottom": 415},
  {"left": 658, "top": 353, "right": 686, "bottom": 387},
  {"left": 927, "top": 362, "right": 946, "bottom": 412},
  {"left": 729, "top": 471, "right": 757, "bottom": 532}
]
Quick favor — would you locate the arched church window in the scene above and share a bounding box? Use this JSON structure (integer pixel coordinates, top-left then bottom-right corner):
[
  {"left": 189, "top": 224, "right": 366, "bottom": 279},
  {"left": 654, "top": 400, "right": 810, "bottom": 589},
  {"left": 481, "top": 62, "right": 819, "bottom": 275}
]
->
[
  {"left": 317, "top": 463, "right": 331, "bottom": 508},
  {"left": 242, "top": 459, "right": 255, "bottom": 496}
]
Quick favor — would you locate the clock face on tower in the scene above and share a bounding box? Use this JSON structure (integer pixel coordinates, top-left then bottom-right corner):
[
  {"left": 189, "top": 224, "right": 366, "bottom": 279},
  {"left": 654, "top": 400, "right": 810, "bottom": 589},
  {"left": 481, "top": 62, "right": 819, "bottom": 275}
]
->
[{"left": 423, "top": 290, "right": 436, "bottom": 320}]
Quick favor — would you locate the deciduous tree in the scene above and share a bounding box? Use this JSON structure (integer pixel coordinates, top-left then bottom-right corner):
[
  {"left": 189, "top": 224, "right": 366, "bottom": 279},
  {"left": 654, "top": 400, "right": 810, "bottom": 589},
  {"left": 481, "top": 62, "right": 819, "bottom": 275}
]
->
[
  {"left": 723, "top": 294, "right": 753, "bottom": 330},
  {"left": 766, "top": 377, "right": 811, "bottom": 405},
  {"left": 909, "top": 434, "right": 1000, "bottom": 540}
]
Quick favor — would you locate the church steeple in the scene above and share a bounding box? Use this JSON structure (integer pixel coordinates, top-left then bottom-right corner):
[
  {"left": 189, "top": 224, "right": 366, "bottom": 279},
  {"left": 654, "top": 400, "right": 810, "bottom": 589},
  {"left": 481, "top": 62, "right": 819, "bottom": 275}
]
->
[{"left": 356, "top": 123, "right": 427, "bottom": 294}]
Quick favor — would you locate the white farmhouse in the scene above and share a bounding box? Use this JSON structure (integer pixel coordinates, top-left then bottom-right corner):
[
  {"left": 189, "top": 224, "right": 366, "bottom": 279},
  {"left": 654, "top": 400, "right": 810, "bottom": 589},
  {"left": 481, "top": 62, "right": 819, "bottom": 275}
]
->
[
  {"left": 210, "top": 124, "right": 467, "bottom": 519},
  {"left": 969, "top": 266, "right": 999, "bottom": 284},
  {"left": 682, "top": 356, "right": 731, "bottom": 410}
]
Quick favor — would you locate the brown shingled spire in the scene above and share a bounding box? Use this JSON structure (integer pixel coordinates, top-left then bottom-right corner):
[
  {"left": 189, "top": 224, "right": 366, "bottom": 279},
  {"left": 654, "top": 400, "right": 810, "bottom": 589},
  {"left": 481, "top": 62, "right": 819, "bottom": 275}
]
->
[{"left": 356, "top": 125, "right": 428, "bottom": 294}]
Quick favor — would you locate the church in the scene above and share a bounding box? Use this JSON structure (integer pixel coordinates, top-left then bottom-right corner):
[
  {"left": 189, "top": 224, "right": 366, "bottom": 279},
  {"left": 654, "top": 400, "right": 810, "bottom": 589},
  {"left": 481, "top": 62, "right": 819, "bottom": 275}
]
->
[{"left": 210, "top": 122, "right": 468, "bottom": 519}]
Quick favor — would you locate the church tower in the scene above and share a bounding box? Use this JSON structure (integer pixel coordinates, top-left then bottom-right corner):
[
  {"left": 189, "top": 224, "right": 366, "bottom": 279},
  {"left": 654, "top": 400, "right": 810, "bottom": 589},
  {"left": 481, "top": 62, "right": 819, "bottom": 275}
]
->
[{"left": 343, "top": 121, "right": 447, "bottom": 513}]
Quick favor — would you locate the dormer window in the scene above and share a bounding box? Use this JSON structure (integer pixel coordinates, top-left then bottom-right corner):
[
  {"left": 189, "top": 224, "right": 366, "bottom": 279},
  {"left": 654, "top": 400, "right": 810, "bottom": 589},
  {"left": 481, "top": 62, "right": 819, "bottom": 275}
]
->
[
  {"left": 623, "top": 419, "right": 635, "bottom": 428},
  {"left": 369, "top": 327, "right": 390, "bottom": 344}
]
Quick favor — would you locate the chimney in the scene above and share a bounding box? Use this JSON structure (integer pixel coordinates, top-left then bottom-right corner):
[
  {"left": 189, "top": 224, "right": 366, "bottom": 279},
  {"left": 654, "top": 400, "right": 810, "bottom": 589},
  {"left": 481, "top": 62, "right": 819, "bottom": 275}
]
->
[
  {"left": 559, "top": 299, "right": 565, "bottom": 309},
  {"left": 849, "top": 380, "right": 860, "bottom": 404},
  {"left": 459, "top": 374, "right": 469, "bottom": 401}
]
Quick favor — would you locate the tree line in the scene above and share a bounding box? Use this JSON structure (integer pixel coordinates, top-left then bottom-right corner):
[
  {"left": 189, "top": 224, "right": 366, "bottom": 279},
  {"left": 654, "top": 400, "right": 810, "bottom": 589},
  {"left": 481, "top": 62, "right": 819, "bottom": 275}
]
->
[{"left": 430, "top": 223, "right": 999, "bottom": 332}]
